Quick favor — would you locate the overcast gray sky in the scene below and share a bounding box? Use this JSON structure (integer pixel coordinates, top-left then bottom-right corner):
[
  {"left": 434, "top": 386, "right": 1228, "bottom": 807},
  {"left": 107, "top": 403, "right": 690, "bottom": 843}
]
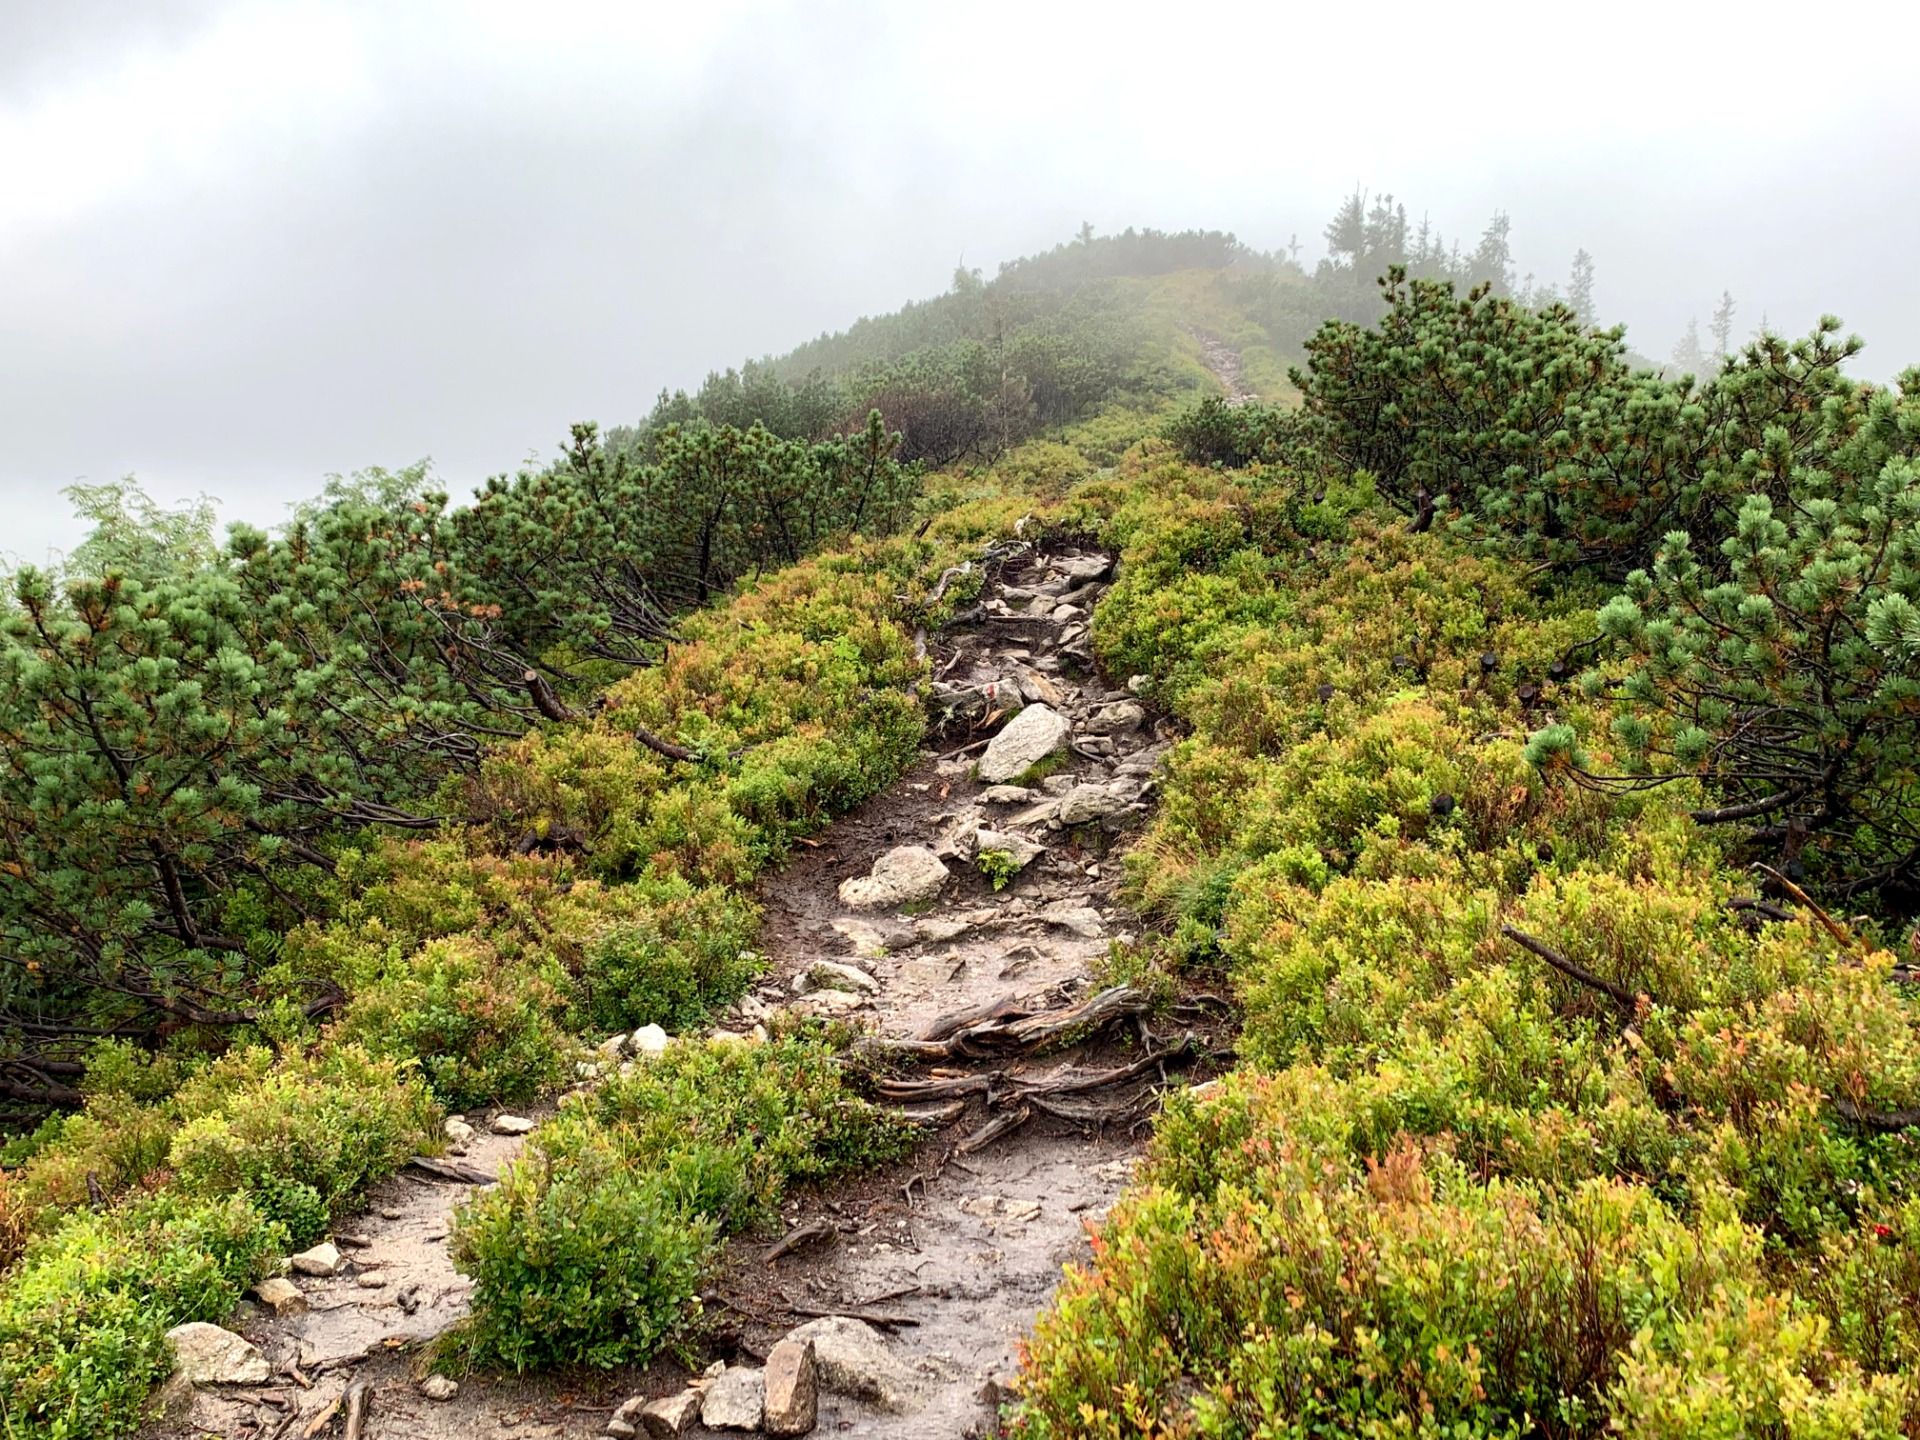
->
[{"left": 4, "top": 0, "right": 1917, "bottom": 566}]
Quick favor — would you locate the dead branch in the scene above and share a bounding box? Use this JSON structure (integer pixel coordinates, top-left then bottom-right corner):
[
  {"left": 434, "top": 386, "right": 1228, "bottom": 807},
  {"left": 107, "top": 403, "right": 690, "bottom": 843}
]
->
[
  {"left": 299, "top": 1396, "right": 340, "bottom": 1439},
  {"left": 405, "top": 1155, "right": 495, "bottom": 1185},
  {"left": 763, "top": 1218, "right": 838, "bottom": 1263},
  {"left": 1751, "top": 863, "right": 1859, "bottom": 952},
  {"left": 955, "top": 1105, "right": 1030, "bottom": 1155},
  {"left": 1831, "top": 1098, "right": 1920, "bottom": 1133},
  {"left": 871, "top": 1073, "right": 995, "bottom": 1103},
  {"left": 787, "top": 1304, "right": 920, "bottom": 1329},
  {"left": 523, "top": 670, "right": 574, "bottom": 723},
  {"left": 890, "top": 1100, "right": 968, "bottom": 1126},
  {"left": 866, "top": 986, "right": 1153, "bottom": 1063},
  {"left": 1499, "top": 924, "right": 1639, "bottom": 1010},
  {"left": 633, "top": 721, "right": 700, "bottom": 764},
  {"left": 342, "top": 1381, "right": 370, "bottom": 1440},
  {"left": 920, "top": 993, "right": 1032, "bottom": 1042}
]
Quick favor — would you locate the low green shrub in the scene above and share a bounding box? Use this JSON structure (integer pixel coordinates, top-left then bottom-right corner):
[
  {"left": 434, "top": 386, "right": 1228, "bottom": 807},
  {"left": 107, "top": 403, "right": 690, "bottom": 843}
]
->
[
  {"left": 0, "top": 1194, "right": 284, "bottom": 1440},
  {"left": 450, "top": 1033, "right": 911, "bottom": 1371}
]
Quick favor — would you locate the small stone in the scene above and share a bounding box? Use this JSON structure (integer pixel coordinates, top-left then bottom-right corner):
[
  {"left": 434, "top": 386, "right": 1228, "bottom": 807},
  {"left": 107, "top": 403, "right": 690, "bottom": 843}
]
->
[
  {"left": 606, "top": 1421, "right": 639, "bottom": 1440},
  {"left": 355, "top": 1271, "right": 388, "bottom": 1289},
  {"left": 613, "top": 1396, "right": 646, "bottom": 1423},
  {"left": 1057, "top": 782, "right": 1129, "bottom": 825},
  {"left": 977, "top": 704, "right": 1071, "bottom": 784},
  {"left": 829, "top": 916, "right": 891, "bottom": 958},
  {"left": 1125, "top": 674, "right": 1150, "bottom": 694},
  {"left": 700, "top": 1365, "right": 765, "bottom": 1430},
  {"left": 973, "top": 828, "right": 1043, "bottom": 873},
  {"left": 289, "top": 1241, "right": 342, "bottom": 1277},
  {"left": 378, "top": 1206, "right": 405, "bottom": 1221},
  {"left": 490, "top": 1113, "right": 535, "bottom": 1135},
  {"left": 1055, "top": 553, "right": 1113, "bottom": 582},
  {"left": 637, "top": 1387, "right": 703, "bottom": 1436},
  {"left": 977, "top": 784, "right": 1033, "bottom": 806},
  {"left": 1084, "top": 700, "right": 1146, "bottom": 734},
  {"left": 764, "top": 1337, "right": 819, "bottom": 1435},
  {"left": 335, "top": 1232, "right": 372, "bottom": 1249},
  {"left": 164, "top": 1321, "right": 271, "bottom": 1385},
  {"left": 597, "top": 1032, "right": 629, "bottom": 1057},
  {"left": 798, "top": 988, "right": 866, "bottom": 1016},
  {"left": 443, "top": 1116, "right": 476, "bottom": 1145},
  {"left": 251, "top": 1276, "right": 307, "bottom": 1316},
  {"left": 801, "top": 959, "right": 880, "bottom": 995},
  {"left": 958, "top": 1194, "right": 999, "bottom": 1218},
  {"left": 838, "top": 845, "right": 950, "bottom": 910},
  {"left": 631, "top": 1023, "right": 670, "bottom": 1057},
  {"left": 420, "top": 1374, "right": 459, "bottom": 1401}
]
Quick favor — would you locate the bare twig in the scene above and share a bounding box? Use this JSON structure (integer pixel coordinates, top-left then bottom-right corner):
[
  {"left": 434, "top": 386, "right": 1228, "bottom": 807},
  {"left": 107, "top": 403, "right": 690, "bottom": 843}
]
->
[
  {"left": 1751, "top": 863, "right": 1858, "bottom": 952},
  {"left": 1499, "top": 924, "right": 1639, "bottom": 1010}
]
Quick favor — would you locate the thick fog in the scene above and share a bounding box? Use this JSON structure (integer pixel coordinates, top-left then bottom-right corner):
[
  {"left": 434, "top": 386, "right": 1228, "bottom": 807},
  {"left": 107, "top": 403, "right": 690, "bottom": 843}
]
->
[{"left": 4, "top": 0, "right": 1916, "bottom": 566}]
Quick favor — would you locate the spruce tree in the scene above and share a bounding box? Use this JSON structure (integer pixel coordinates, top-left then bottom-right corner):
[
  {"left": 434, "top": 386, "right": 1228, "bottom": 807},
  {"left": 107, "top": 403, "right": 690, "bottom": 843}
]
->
[{"left": 1568, "top": 248, "right": 1597, "bottom": 327}]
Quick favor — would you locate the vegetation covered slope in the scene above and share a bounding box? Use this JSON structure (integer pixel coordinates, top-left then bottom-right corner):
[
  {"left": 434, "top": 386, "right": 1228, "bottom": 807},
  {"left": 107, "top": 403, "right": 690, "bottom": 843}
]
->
[
  {"left": 2, "top": 208, "right": 1915, "bottom": 1439},
  {"left": 1010, "top": 293, "right": 1920, "bottom": 1433}
]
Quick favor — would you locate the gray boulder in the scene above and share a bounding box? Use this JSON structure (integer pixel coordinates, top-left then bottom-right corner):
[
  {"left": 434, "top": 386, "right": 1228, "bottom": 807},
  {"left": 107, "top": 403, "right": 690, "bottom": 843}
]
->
[
  {"left": 838, "top": 845, "right": 949, "bottom": 909},
  {"left": 783, "top": 1315, "right": 920, "bottom": 1413},
  {"left": 165, "top": 1322, "right": 270, "bottom": 1385},
  {"left": 700, "top": 1365, "right": 765, "bottom": 1430},
  {"left": 978, "top": 705, "right": 1070, "bottom": 784}
]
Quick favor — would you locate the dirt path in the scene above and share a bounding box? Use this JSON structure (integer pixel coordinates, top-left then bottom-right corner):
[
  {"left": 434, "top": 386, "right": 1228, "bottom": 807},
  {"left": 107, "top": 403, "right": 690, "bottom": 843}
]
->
[
  {"left": 153, "top": 542, "right": 1191, "bottom": 1439},
  {"left": 1192, "top": 328, "right": 1256, "bottom": 404}
]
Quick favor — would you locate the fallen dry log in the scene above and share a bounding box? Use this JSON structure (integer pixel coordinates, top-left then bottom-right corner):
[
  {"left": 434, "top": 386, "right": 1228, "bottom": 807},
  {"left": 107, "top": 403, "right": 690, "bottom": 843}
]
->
[
  {"left": 405, "top": 1155, "right": 496, "bottom": 1185},
  {"left": 862, "top": 985, "right": 1153, "bottom": 1065}
]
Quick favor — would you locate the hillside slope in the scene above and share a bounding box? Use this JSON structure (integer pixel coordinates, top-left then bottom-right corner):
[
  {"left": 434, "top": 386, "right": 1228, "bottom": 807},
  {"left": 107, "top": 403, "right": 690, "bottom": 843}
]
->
[{"left": 5, "top": 226, "right": 1919, "bottom": 1440}]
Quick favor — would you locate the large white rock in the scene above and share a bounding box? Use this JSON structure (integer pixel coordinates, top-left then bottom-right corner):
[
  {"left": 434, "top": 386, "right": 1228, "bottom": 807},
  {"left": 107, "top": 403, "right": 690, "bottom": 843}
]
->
[
  {"left": 490, "top": 1113, "right": 536, "bottom": 1135},
  {"left": 977, "top": 705, "right": 1071, "bottom": 784},
  {"left": 165, "top": 1322, "right": 271, "bottom": 1385},
  {"left": 700, "top": 1365, "right": 765, "bottom": 1430},
  {"left": 1055, "top": 553, "right": 1113, "bottom": 582},
  {"left": 782, "top": 1316, "right": 920, "bottom": 1413},
  {"left": 630, "top": 1023, "right": 670, "bottom": 1057},
  {"left": 838, "top": 845, "right": 949, "bottom": 910}
]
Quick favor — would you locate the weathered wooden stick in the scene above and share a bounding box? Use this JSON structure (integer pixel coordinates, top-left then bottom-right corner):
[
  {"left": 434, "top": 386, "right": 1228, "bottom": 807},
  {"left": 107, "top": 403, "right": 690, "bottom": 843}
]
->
[{"left": 1499, "top": 924, "right": 1639, "bottom": 1009}]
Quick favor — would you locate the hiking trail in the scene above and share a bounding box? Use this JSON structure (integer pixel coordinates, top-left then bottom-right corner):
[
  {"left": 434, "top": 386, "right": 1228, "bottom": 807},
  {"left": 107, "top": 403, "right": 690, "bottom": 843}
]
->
[{"left": 152, "top": 538, "right": 1201, "bottom": 1440}]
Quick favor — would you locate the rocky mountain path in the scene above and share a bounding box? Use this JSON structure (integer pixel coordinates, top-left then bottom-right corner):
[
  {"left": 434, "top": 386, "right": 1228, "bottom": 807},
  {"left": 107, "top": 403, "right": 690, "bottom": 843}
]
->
[
  {"left": 1191, "top": 327, "right": 1256, "bottom": 404},
  {"left": 151, "top": 541, "right": 1199, "bottom": 1440}
]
